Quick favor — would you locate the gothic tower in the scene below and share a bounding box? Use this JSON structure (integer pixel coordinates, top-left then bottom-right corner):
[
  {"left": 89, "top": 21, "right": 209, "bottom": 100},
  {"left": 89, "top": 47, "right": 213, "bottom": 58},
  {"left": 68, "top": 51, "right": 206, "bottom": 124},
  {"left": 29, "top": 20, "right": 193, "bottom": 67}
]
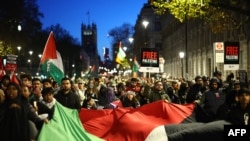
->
[{"left": 80, "top": 23, "right": 100, "bottom": 76}]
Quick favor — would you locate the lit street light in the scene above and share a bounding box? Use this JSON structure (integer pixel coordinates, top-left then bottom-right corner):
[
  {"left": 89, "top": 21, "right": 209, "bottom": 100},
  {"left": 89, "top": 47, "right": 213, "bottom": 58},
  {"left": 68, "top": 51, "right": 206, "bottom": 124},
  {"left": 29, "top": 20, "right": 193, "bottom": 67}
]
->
[
  {"left": 142, "top": 20, "right": 151, "bottom": 78},
  {"left": 29, "top": 50, "right": 33, "bottom": 56},
  {"left": 38, "top": 54, "right": 42, "bottom": 58},
  {"left": 17, "top": 46, "right": 21, "bottom": 52},
  {"left": 179, "top": 51, "right": 185, "bottom": 79},
  {"left": 17, "top": 24, "right": 22, "bottom": 31},
  {"left": 128, "top": 37, "right": 134, "bottom": 44},
  {"left": 142, "top": 20, "right": 149, "bottom": 29},
  {"left": 142, "top": 20, "right": 149, "bottom": 46},
  {"left": 123, "top": 46, "right": 127, "bottom": 52}
]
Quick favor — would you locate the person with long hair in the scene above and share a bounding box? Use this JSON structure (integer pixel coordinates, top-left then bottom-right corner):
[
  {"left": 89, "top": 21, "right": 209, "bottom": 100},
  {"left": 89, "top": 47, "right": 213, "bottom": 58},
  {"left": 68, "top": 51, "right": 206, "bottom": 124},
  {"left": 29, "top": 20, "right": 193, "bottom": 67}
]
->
[{"left": 0, "top": 82, "right": 48, "bottom": 141}]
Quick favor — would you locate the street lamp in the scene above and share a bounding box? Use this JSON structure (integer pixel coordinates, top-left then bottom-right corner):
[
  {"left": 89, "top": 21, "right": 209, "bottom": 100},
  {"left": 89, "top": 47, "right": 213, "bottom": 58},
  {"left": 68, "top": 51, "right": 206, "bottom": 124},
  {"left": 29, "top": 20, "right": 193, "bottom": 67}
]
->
[
  {"left": 179, "top": 51, "right": 185, "bottom": 79},
  {"left": 142, "top": 20, "right": 149, "bottom": 46},
  {"left": 16, "top": 46, "right": 22, "bottom": 72},
  {"left": 142, "top": 20, "right": 150, "bottom": 78},
  {"left": 29, "top": 50, "right": 33, "bottom": 56},
  {"left": 128, "top": 37, "right": 134, "bottom": 44},
  {"left": 27, "top": 59, "right": 31, "bottom": 69},
  {"left": 38, "top": 54, "right": 42, "bottom": 58},
  {"left": 17, "top": 24, "right": 22, "bottom": 31},
  {"left": 17, "top": 46, "right": 21, "bottom": 52},
  {"left": 123, "top": 46, "right": 127, "bottom": 52}
]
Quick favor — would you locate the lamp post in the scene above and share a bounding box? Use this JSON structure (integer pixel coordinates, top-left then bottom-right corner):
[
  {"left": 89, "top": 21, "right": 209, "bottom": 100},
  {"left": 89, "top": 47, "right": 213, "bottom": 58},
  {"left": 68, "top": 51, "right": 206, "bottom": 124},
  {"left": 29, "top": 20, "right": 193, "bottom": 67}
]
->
[
  {"left": 28, "top": 50, "right": 33, "bottom": 73},
  {"left": 179, "top": 51, "right": 185, "bottom": 79},
  {"left": 16, "top": 46, "right": 22, "bottom": 72},
  {"left": 142, "top": 20, "right": 151, "bottom": 78},
  {"left": 142, "top": 20, "right": 149, "bottom": 47},
  {"left": 27, "top": 59, "right": 31, "bottom": 69}
]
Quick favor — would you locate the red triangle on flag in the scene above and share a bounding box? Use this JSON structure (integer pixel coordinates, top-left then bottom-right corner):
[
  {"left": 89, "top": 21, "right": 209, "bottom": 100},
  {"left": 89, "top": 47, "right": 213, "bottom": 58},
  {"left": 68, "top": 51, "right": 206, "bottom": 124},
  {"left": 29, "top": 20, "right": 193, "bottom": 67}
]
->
[
  {"left": 40, "top": 31, "right": 57, "bottom": 64},
  {"left": 10, "top": 69, "right": 20, "bottom": 85},
  {"left": 0, "top": 57, "right": 6, "bottom": 80}
]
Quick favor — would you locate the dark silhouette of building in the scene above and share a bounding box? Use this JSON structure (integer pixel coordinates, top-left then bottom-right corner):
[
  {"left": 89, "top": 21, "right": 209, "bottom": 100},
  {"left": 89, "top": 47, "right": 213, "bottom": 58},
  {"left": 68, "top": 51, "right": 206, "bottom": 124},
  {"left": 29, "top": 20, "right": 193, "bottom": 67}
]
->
[{"left": 80, "top": 23, "right": 100, "bottom": 77}]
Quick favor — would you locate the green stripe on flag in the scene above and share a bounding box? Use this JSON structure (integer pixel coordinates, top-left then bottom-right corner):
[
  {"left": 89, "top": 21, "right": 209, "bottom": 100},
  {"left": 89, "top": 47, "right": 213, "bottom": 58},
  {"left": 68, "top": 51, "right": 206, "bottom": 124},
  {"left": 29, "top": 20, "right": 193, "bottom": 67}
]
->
[{"left": 38, "top": 102, "right": 104, "bottom": 141}]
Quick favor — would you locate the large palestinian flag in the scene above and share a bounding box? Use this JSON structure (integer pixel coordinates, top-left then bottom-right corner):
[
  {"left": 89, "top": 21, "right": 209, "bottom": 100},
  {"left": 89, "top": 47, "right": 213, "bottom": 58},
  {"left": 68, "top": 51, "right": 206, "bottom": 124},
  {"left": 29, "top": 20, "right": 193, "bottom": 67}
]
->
[
  {"left": 39, "top": 100, "right": 229, "bottom": 141},
  {"left": 80, "top": 100, "right": 196, "bottom": 141},
  {"left": 38, "top": 102, "right": 103, "bottom": 141}
]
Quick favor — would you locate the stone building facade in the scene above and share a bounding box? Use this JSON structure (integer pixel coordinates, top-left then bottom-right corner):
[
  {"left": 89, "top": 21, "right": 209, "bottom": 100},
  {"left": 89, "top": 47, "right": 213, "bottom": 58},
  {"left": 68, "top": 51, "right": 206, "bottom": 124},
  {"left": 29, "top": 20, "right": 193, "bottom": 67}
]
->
[{"left": 134, "top": 3, "right": 250, "bottom": 81}]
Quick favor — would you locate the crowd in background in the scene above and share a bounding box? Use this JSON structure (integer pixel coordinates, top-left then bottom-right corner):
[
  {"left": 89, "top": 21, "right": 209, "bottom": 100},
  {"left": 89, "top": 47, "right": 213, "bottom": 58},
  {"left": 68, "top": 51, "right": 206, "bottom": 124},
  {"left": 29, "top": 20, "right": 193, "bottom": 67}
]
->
[{"left": 0, "top": 71, "right": 249, "bottom": 141}]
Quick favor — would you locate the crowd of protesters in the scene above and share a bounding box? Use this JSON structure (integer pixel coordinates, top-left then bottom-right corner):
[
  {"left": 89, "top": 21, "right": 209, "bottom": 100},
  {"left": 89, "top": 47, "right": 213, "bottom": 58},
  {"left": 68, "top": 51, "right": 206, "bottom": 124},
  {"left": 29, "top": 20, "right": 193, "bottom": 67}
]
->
[{"left": 0, "top": 70, "right": 250, "bottom": 141}]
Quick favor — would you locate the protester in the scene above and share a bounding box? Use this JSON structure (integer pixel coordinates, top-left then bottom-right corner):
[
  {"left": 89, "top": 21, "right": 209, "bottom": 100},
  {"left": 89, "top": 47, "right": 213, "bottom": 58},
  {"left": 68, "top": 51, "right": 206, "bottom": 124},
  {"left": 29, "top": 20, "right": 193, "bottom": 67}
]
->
[
  {"left": 52, "top": 81, "right": 60, "bottom": 93},
  {"left": 122, "top": 90, "right": 140, "bottom": 108},
  {"left": 82, "top": 97, "right": 98, "bottom": 109},
  {"left": 20, "top": 73, "right": 33, "bottom": 88},
  {"left": 226, "top": 88, "right": 250, "bottom": 125},
  {"left": 41, "top": 78, "right": 53, "bottom": 89},
  {"left": 146, "top": 80, "right": 171, "bottom": 103},
  {"left": 98, "top": 87, "right": 119, "bottom": 109},
  {"left": 20, "top": 84, "right": 41, "bottom": 140},
  {"left": 29, "top": 78, "right": 43, "bottom": 106},
  {"left": 166, "top": 81, "right": 180, "bottom": 104},
  {"left": 200, "top": 77, "right": 226, "bottom": 121},
  {"left": 0, "top": 75, "right": 11, "bottom": 91},
  {"left": 75, "top": 79, "right": 86, "bottom": 106},
  {"left": 0, "top": 89, "right": 5, "bottom": 104},
  {"left": 54, "top": 77, "right": 81, "bottom": 111},
  {"left": 217, "top": 80, "right": 241, "bottom": 120},
  {"left": 138, "top": 85, "right": 148, "bottom": 106},
  {"left": 116, "top": 82, "right": 126, "bottom": 99},
  {"left": 0, "top": 82, "right": 47, "bottom": 141},
  {"left": 186, "top": 75, "right": 207, "bottom": 104},
  {"left": 85, "top": 78, "right": 99, "bottom": 101},
  {"left": 37, "top": 87, "right": 56, "bottom": 120},
  {"left": 125, "top": 77, "right": 141, "bottom": 95},
  {"left": 178, "top": 81, "right": 189, "bottom": 104},
  {"left": 21, "top": 84, "right": 32, "bottom": 100},
  {"left": 213, "top": 71, "right": 223, "bottom": 88}
]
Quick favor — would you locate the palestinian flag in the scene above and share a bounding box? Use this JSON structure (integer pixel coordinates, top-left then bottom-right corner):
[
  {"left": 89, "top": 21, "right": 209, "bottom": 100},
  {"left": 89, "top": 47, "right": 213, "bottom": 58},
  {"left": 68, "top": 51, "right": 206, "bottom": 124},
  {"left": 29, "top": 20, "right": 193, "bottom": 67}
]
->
[
  {"left": 10, "top": 68, "right": 20, "bottom": 85},
  {"left": 38, "top": 100, "right": 228, "bottom": 141},
  {"left": 0, "top": 57, "right": 6, "bottom": 80},
  {"left": 40, "top": 31, "right": 64, "bottom": 84},
  {"left": 132, "top": 56, "right": 140, "bottom": 72},
  {"left": 80, "top": 100, "right": 197, "bottom": 141},
  {"left": 115, "top": 41, "right": 126, "bottom": 64},
  {"left": 38, "top": 102, "right": 103, "bottom": 141}
]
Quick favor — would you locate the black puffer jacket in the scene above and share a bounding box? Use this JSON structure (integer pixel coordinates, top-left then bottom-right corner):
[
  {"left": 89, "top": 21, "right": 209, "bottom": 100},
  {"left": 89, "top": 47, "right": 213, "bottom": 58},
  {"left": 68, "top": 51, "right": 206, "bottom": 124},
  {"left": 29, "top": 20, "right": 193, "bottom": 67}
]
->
[{"left": 55, "top": 90, "right": 81, "bottom": 111}]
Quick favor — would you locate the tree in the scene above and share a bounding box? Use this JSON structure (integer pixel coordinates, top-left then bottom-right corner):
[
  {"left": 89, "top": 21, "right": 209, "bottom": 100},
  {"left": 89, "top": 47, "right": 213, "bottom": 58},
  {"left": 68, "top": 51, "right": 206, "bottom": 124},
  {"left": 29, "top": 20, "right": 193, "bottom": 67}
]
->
[
  {"left": 0, "top": 0, "right": 43, "bottom": 56},
  {"left": 108, "top": 23, "right": 134, "bottom": 45},
  {"left": 150, "top": 0, "right": 250, "bottom": 33}
]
